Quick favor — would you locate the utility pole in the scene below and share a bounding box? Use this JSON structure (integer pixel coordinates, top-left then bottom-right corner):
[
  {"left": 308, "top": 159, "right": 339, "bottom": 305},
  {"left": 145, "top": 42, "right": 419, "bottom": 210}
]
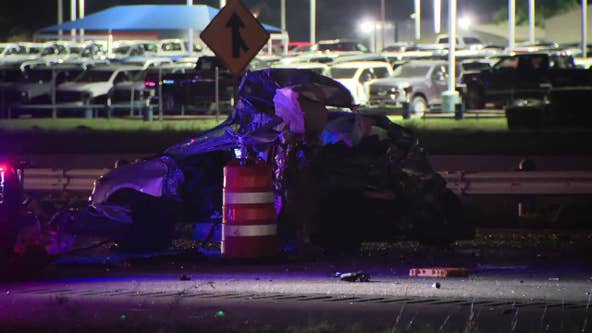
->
[
  {"left": 508, "top": 0, "right": 515, "bottom": 50},
  {"left": 528, "top": 0, "right": 535, "bottom": 44},
  {"left": 57, "top": 0, "right": 63, "bottom": 39},
  {"left": 310, "top": 0, "right": 316, "bottom": 44},
  {"left": 70, "top": 0, "right": 76, "bottom": 40}
]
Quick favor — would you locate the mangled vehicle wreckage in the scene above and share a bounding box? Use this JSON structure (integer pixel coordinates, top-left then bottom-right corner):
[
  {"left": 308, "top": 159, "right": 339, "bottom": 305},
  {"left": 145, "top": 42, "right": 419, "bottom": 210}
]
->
[{"left": 60, "top": 68, "right": 468, "bottom": 253}]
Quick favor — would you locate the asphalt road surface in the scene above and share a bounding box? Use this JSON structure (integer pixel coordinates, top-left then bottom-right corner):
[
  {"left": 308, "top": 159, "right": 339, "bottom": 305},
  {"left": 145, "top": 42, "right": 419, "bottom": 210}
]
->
[{"left": 2, "top": 249, "right": 592, "bottom": 333}]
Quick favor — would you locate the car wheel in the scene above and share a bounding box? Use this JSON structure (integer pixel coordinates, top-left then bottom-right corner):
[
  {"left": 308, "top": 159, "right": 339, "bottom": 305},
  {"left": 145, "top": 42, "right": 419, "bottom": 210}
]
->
[
  {"left": 466, "top": 85, "right": 485, "bottom": 110},
  {"left": 410, "top": 95, "right": 428, "bottom": 118}
]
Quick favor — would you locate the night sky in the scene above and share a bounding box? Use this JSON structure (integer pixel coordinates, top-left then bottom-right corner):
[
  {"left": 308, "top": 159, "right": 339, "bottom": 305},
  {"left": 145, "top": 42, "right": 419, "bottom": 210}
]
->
[{"left": 0, "top": 0, "right": 514, "bottom": 42}]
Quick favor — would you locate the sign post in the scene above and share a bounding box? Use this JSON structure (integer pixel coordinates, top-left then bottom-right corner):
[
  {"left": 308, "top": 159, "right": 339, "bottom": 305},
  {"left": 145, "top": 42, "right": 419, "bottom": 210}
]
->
[{"left": 200, "top": 0, "right": 270, "bottom": 77}]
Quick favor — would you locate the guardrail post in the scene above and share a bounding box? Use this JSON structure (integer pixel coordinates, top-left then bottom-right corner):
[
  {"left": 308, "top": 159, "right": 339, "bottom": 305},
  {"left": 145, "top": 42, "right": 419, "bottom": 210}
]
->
[{"left": 402, "top": 102, "right": 411, "bottom": 119}]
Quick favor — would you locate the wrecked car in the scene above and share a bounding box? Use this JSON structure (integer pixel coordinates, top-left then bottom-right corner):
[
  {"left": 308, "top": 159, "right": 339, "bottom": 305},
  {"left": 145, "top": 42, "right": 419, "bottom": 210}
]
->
[{"left": 54, "top": 68, "right": 468, "bottom": 253}]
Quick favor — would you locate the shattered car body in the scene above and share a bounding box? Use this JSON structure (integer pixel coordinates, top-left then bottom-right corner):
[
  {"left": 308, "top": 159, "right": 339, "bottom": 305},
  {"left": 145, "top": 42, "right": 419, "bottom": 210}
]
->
[{"left": 78, "top": 68, "right": 466, "bottom": 252}]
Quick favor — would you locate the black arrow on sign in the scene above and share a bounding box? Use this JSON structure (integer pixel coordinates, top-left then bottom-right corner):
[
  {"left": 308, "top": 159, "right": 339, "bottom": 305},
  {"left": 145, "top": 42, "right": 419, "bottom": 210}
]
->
[{"left": 226, "top": 12, "right": 249, "bottom": 58}]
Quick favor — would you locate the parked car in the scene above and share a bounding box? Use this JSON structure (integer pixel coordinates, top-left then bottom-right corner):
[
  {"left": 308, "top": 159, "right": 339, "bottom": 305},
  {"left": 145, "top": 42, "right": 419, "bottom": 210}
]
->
[
  {"left": 435, "top": 34, "right": 485, "bottom": 50},
  {"left": 462, "top": 52, "right": 589, "bottom": 109},
  {"left": 312, "top": 39, "right": 369, "bottom": 53},
  {"left": 271, "top": 62, "right": 329, "bottom": 75},
  {"left": 117, "top": 56, "right": 172, "bottom": 69},
  {"left": 158, "top": 56, "right": 237, "bottom": 113},
  {"left": 56, "top": 65, "right": 143, "bottom": 104},
  {"left": 110, "top": 43, "right": 145, "bottom": 60},
  {"left": 3, "top": 64, "right": 86, "bottom": 107},
  {"left": 367, "top": 60, "right": 454, "bottom": 116},
  {"left": 158, "top": 39, "right": 189, "bottom": 57},
  {"left": 327, "top": 61, "right": 394, "bottom": 105},
  {"left": 0, "top": 43, "right": 33, "bottom": 64}
]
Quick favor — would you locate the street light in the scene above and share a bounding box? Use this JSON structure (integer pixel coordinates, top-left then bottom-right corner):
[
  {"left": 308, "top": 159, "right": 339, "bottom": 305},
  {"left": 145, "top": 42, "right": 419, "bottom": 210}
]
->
[
  {"left": 458, "top": 15, "right": 471, "bottom": 30},
  {"left": 358, "top": 19, "right": 377, "bottom": 52}
]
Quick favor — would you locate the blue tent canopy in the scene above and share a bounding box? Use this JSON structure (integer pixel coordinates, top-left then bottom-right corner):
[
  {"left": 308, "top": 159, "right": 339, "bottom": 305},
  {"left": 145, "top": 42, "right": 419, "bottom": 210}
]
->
[{"left": 39, "top": 5, "right": 281, "bottom": 33}]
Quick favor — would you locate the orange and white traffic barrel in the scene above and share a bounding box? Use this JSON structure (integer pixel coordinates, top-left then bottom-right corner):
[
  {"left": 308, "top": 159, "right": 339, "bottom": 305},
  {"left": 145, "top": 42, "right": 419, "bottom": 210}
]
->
[{"left": 222, "top": 158, "right": 279, "bottom": 258}]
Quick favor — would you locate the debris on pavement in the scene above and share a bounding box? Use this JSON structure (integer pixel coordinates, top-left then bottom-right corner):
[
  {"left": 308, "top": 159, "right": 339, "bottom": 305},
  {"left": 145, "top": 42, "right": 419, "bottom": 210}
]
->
[
  {"left": 548, "top": 277, "right": 560, "bottom": 281},
  {"left": 431, "top": 282, "right": 441, "bottom": 289},
  {"left": 179, "top": 274, "right": 192, "bottom": 281},
  {"left": 215, "top": 310, "right": 226, "bottom": 318},
  {"left": 338, "top": 271, "right": 370, "bottom": 282},
  {"left": 409, "top": 267, "right": 469, "bottom": 278}
]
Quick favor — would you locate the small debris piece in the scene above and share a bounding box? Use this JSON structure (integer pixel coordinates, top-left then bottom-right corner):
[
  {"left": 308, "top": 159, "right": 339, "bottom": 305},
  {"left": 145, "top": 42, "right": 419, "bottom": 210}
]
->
[
  {"left": 548, "top": 277, "right": 560, "bottom": 281},
  {"left": 120, "top": 314, "right": 127, "bottom": 321},
  {"left": 432, "top": 282, "right": 441, "bottom": 289},
  {"left": 409, "top": 267, "right": 468, "bottom": 278},
  {"left": 339, "top": 271, "right": 370, "bottom": 282},
  {"left": 215, "top": 310, "right": 225, "bottom": 318},
  {"left": 179, "top": 274, "right": 192, "bottom": 281}
]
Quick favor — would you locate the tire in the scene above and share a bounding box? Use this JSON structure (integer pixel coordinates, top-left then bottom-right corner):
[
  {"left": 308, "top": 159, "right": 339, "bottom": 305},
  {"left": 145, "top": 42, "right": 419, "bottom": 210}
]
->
[
  {"left": 410, "top": 95, "right": 428, "bottom": 118},
  {"left": 466, "top": 85, "right": 485, "bottom": 110}
]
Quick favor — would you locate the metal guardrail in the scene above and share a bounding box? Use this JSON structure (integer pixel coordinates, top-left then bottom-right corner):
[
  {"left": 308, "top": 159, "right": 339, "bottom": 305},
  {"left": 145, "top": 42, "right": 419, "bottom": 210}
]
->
[
  {"left": 442, "top": 171, "right": 592, "bottom": 195},
  {"left": 21, "top": 168, "right": 592, "bottom": 195}
]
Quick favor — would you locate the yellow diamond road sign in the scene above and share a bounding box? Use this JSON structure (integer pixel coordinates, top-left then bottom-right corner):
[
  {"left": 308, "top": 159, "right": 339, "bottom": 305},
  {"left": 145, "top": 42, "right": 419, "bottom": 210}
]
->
[{"left": 200, "top": 0, "right": 270, "bottom": 77}]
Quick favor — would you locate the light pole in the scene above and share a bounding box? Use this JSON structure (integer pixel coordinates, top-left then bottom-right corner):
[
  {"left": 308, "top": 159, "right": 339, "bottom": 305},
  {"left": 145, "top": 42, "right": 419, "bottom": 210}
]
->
[
  {"left": 441, "top": 0, "right": 458, "bottom": 114},
  {"left": 78, "top": 0, "right": 85, "bottom": 41},
  {"left": 528, "top": 0, "right": 535, "bottom": 44},
  {"left": 583, "top": 0, "right": 588, "bottom": 58},
  {"left": 414, "top": 0, "right": 421, "bottom": 40},
  {"left": 57, "top": 0, "right": 63, "bottom": 39},
  {"left": 70, "top": 0, "right": 76, "bottom": 40},
  {"left": 447, "top": 0, "right": 456, "bottom": 93},
  {"left": 508, "top": 0, "right": 515, "bottom": 50},
  {"left": 187, "top": 0, "right": 194, "bottom": 55},
  {"left": 380, "top": 0, "right": 385, "bottom": 52},
  {"left": 281, "top": 0, "right": 286, "bottom": 31},
  {"left": 310, "top": 0, "right": 316, "bottom": 44},
  {"left": 434, "top": 0, "right": 441, "bottom": 33}
]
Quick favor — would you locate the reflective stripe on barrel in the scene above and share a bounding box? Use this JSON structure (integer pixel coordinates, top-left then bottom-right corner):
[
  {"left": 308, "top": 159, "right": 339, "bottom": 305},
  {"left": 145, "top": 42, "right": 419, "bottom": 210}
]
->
[{"left": 222, "top": 158, "right": 279, "bottom": 258}]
